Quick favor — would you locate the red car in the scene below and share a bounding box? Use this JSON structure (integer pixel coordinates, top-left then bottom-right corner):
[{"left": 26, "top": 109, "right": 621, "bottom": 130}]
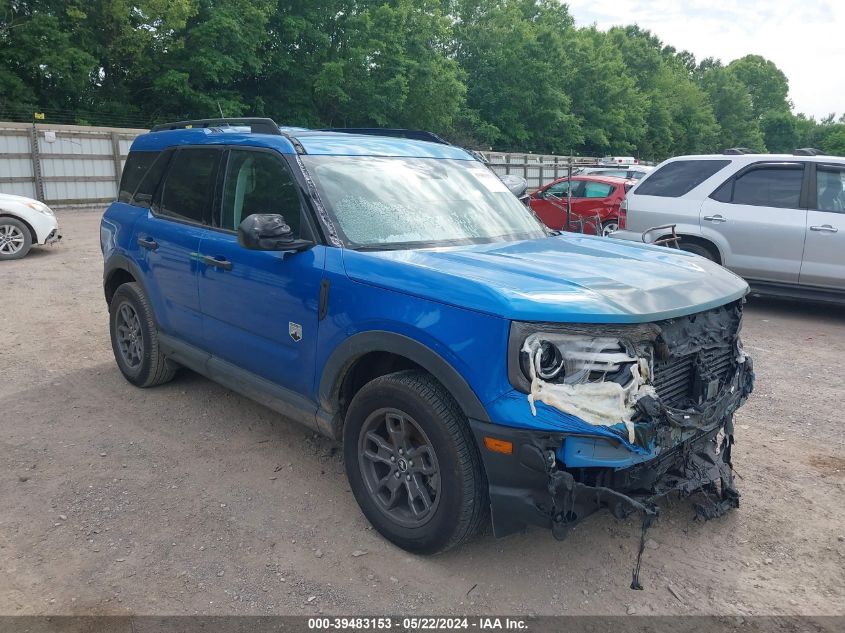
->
[{"left": 528, "top": 175, "right": 634, "bottom": 236}]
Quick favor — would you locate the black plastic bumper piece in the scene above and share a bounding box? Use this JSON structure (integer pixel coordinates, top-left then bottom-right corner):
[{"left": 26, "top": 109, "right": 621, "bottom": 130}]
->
[{"left": 469, "top": 419, "right": 739, "bottom": 539}]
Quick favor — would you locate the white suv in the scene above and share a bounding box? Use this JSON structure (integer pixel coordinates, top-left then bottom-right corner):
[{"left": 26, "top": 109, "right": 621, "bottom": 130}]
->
[{"left": 613, "top": 152, "right": 845, "bottom": 301}]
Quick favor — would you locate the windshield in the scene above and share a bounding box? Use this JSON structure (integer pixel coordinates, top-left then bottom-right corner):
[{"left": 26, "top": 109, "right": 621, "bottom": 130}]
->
[{"left": 300, "top": 156, "right": 546, "bottom": 248}]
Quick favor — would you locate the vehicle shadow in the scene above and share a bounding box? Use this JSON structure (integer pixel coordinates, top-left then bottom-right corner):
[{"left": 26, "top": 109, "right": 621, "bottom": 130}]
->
[{"left": 745, "top": 293, "right": 845, "bottom": 323}]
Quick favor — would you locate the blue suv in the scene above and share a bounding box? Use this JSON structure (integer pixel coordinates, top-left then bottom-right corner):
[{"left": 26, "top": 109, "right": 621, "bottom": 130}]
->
[{"left": 101, "top": 118, "right": 754, "bottom": 554}]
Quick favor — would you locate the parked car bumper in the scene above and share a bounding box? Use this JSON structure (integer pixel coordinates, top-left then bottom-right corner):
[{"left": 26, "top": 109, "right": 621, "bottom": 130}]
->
[
  {"left": 44, "top": 228, "right": 62, "bottom": 245},
  {"left": 608, "top": 228, "right": 643, "bottom": 242}
]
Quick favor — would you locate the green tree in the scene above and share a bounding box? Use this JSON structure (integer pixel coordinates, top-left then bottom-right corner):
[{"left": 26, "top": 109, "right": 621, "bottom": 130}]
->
[
  {"left": 760, "top": 110, "right": 797, "bottom": 153},
  {"left": 562, "top": 26, "right": 647, "bottom": 155},
  {"left": 727, "top": 54, "right": 791, "bottom": 118},
  {"left": 699, "top": 66, "right": 765, "bottom": 151},
  {"left": 453, "top": 0, "right": 580, "bottom": 152}
]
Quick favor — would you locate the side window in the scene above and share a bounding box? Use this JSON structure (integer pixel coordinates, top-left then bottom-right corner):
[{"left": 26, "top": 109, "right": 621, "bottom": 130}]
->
[
  {"left": 582, "top": 182, "right": 614, "bottom": 198},
  {"left": 731, "top": 166, "right": 803, "bottom": 209},
  {"left": 219, "top": 150, "right": 303, "bottom": 235},
  {"left": 133, "top": 151, "right": 172, "bottom": 208},
  {"left": 636, "top": 160, "right": 731, "bottom": 197},
  {"left": 816, "top": 166, "right": 845, "bottom": 213},
  {"left": 118, "top": 151, "right": 159, "bottom": 203},
  {"left": 709, "top": 178, "right": 733, "bottom": 203},
  {"left": 546, "top": 179, "right": 573, "bottom": 197},
  {"left": 157, "top": 148, "right": 222, "bottom": 224}
]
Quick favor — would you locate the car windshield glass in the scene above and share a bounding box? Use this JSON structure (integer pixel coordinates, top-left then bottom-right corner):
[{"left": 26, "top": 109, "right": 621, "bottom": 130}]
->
[{"left": 300, "top": 156, "right": 546, "bottom": 248}]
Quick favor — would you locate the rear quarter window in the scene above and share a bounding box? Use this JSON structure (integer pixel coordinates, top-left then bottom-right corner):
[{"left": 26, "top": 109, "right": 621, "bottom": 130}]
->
[
  {"left": 118, "top": 151, "right": 159, "bottom": 203},
  {"left": 635, "top": 160, "right": 731, "bottom": 198}
]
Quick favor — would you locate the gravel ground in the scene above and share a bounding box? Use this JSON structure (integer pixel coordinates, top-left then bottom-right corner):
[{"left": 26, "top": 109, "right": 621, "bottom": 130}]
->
[{"left": 1, "top": 209, "right": 843, "bottom": 617}]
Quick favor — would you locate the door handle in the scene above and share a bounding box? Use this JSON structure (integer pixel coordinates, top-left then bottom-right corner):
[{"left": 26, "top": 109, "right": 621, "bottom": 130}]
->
[
  {"left": 201, "top": 255, "right": 233, "bottom": 271},
  {"left": 809, "top": 225, "right": 838, "bottom": 233},
  {"left": 703, "top": 215, "right": 727, "bottom": 223},
  {"left": 137, "top": 236, "right": 158, "bottom": 250}
]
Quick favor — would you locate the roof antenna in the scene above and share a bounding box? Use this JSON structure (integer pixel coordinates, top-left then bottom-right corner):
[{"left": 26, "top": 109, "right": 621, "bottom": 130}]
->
[{"left": 216, "top": 101, "right": 225, "bottom": 118}]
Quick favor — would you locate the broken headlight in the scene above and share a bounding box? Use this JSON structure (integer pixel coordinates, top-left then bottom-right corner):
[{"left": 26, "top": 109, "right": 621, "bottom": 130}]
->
[
  {"left": 507, "top": 322, "right": 655, "bottom": 393},
  {"left": 507, "top": 322, "right": 658, "bottom": 439},
  {"left": 522, "top": 333, "right": 644, "bottom": 386}
]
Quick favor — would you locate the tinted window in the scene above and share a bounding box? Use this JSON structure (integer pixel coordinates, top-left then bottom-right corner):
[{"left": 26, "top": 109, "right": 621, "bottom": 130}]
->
[
  {"left": 816, "top": 166, "right": 845, "bottom": 213},
  {"left": 158, "top": 148, "right": 221, "bottom": 224},
  {"left": 220, "top": 150, "right": 302, "bottom": 234},
  {"left": 710, "top": 179, "right": 733, "bottom": 202},
  {"left": 732, "top": 166, "right": 802, "bottom": 209},
  {"left": 118, "top": 151, "right": 159, "bottom": 203},
  {"left": 582, "top": 182, "right": 614, "bottom": 198},
  {"left": 133, "top": 151, "right": 172, "bottom": 208},
  {"left": 636, "top": 160, "right": 730, "bottom": 197},
  {"left": 546, "top": 179, "right": 576, "bottom": 197}
]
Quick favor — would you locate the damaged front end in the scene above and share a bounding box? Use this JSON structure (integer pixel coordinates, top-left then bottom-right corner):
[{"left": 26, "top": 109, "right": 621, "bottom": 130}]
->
[{"left": 472, "top": 300, "right": 755, "bottom": 545}]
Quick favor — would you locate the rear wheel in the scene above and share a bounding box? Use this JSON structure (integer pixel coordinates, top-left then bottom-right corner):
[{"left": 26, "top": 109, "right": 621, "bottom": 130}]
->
[
  {"left": 109, "top": 282, "right": 177, "bottom": 387},
  {"left": 679, "top": 242, "right": 718, "bottom": 262},
  {"left": 600, "top": 219, "right": 619, "bottom": 237},
  {"left": 343, "top": 370, "right": 487, "bottom": 554},
  {"left": 0, "top": 218, "right": 32, "bottom": 260}
]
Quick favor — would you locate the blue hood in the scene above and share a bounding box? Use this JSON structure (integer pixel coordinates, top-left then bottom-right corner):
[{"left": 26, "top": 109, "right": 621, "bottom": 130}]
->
[{"left": 341, "top": 234, "right": 749, "bottom": 323}]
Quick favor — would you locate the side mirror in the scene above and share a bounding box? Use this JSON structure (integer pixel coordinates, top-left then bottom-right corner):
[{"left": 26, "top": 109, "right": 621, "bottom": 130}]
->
[
  {"left": 499, "top": 174, "right": 528, "bottom": 198},
  {"left": 237, "top": 214, "right": 313, "bottom": 252},
  {"left": 535, "top": 189, "right": 545, "bottom": 199}
]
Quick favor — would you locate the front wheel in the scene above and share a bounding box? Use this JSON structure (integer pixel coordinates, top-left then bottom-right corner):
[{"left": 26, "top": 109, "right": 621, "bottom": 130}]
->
[
  {"left": 0, "top": 218, "right": 32, "bottom": 260},
  {"left": 343, "top": 370, "right": 487, "bottom": 554}
]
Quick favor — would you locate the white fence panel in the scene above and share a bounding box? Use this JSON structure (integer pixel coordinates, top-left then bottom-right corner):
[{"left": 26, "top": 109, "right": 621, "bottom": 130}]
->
[{"left": 0, "top": 121, "right": 147, "bottom": 207}]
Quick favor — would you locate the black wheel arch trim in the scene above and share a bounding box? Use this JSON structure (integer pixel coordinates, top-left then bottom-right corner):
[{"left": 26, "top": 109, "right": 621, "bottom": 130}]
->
[
  {"left": 317, "top": 331, "right": 491, "bottom": 438},
  {"left": 103, "top": 253, "right": 147, "bottom": 304}
]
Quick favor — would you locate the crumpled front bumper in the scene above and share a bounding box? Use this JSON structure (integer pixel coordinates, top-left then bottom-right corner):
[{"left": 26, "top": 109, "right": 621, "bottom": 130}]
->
[{"left": 469, "top": 416, "right": 741, "bottom": 540}]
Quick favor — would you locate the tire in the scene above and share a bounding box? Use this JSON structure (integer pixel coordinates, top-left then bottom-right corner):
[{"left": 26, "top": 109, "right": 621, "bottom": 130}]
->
[
  {"left": 679, "top": 242, "right": 718, "bottom": 262},
  {"left": 0, "top": 217, "right": 32, "bottom": 260},
  {"left": 109, "top": 282, "right": 177, "bottom": 387},
  {"left": 600, "top": 219, "right": 619, "bottom": 237},
  {"left": 343, "top": 370, "right": 487, "bottom": 554}
]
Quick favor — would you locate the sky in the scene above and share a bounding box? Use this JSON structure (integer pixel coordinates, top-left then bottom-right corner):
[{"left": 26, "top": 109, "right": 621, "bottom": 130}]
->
[{"left": 564, "top": 0, "right": 844, "bottom": 120}]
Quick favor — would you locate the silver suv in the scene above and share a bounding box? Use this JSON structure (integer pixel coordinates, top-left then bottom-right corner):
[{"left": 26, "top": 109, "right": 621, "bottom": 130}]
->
[{"left": 613, "top": 153, "right": 845, "bottom": 301}]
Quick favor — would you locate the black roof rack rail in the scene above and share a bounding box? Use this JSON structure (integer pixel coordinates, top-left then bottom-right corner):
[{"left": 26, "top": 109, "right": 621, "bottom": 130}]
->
[
  {"left": 723, "top": 147, "right": 756, "bottom": 155},
  {"left": 794, "top": 147, "right": 823, "bottom": 156},
  {"left": 318, "top": 128, "right": 451, "bottom": 145},
  {"left": 151, "top": 117, "right": 282, "bottom": 136},
  {"left": 149, "top": 117, "right": 307, "bottom": 153}
]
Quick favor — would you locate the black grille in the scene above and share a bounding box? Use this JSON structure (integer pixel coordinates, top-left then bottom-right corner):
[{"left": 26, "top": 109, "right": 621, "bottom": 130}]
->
[{"left": 653, "top": 346, "right": 735, "bottom": 408}]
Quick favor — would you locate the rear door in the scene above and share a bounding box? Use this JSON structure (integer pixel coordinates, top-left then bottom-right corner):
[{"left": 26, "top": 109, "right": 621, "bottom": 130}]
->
[
  {"left": 132, "top": 147, "right": 222, "bottom": 347},
  {"left": 799, "top": 163, "right": 845, "bottom": 289},
  {"left": 572, "top": 180, "right": 616, "bottom": 233},
  {"left": 197, "top": 147, "right": 326, "bottom": 396},
  {"left": 699, "top": 162, "right": 807, "bottom": 282}
]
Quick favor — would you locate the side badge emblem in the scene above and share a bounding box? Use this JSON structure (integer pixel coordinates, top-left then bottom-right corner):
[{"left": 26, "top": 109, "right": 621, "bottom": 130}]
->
[{"left": 289, "top": 322, "right": 303, "bottom": 343}]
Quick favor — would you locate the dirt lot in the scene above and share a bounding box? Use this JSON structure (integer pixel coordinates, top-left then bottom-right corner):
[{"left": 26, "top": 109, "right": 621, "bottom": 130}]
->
[{"left": 1, "top": 209, "right": 844, "bottom": 617}]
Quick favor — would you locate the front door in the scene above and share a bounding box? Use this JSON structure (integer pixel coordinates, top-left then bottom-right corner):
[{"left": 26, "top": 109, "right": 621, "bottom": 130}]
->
[
  {"left": 197, "top": 148, "right": 326, "bottom": 397},
  {"left": 699, "top": 162, "right": 807, "bottom": 283},
  {"left": 530, "top": 179, "right": 583, "bottom": 230},
  {"left": 800, "top": 163, "right": 845, "bottom": 290}
]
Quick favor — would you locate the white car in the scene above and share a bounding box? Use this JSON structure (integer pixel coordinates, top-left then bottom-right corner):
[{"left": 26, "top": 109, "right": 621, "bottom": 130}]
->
[
  {"left": 0, "top": 193, "right": 61, "bottom": 260},
  {"left": 613, "top": 151, "right": 845, "bottom": 301}
]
